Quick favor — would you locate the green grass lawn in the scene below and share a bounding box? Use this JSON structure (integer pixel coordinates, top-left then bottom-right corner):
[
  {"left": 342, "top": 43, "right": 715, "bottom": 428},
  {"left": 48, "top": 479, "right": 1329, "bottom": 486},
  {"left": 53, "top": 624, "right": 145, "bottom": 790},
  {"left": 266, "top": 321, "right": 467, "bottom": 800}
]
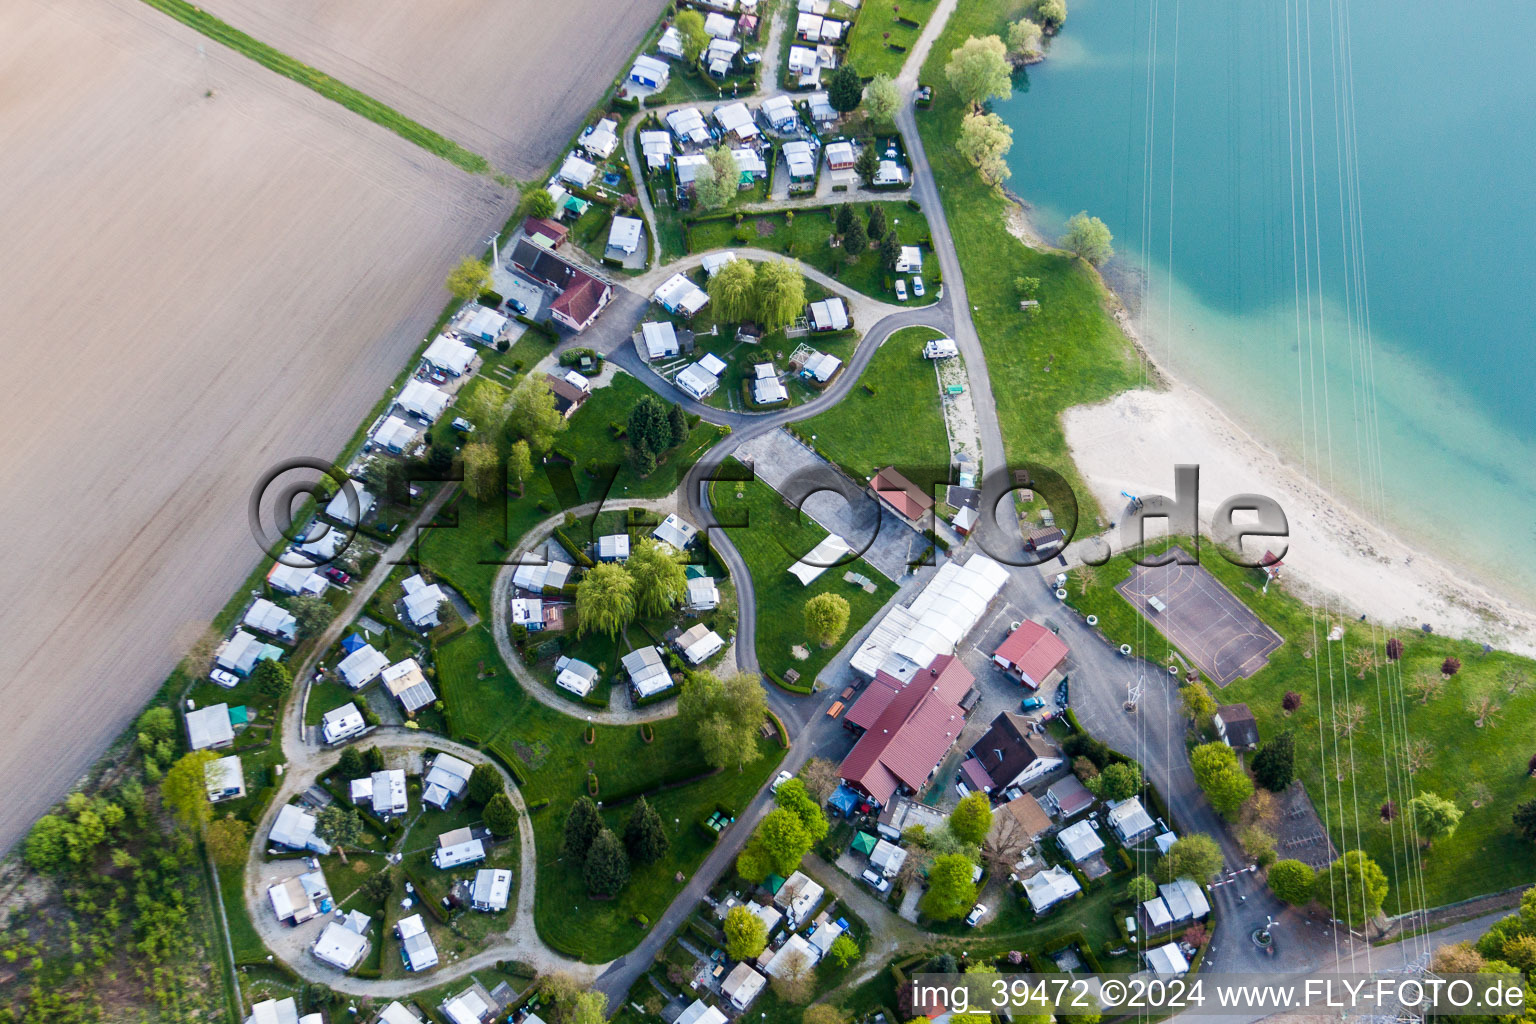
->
[
  {"left": 686, "top": 201, "right": 939, "bottom": 303},
  {"left": 916, "top": 0, "right": 1143, "bottom": 528},
  {"left": 709, "top": 461, "right": 897, "bottom": 686},
  {"left": 217, "top": 862, "right": 268, "bottom": 963},
  {"left": 435, "top": 626, "right": 786, "bottom": 960},
  {"left": 1066, "top": 537, "right": 1536, "bottom": 912},
  {"left": 796, "top": 325, "right": 950, "bottom": 481},
  {"left": 846, "top": 0, "right": 940, "bottom": 79}
]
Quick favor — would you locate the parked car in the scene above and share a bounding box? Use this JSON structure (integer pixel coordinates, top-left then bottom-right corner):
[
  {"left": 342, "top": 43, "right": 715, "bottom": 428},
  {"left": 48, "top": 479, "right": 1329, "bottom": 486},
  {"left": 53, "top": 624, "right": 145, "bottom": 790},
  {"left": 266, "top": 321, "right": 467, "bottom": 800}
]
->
[
  {"left": 323, "top": 567, "right": 351, "bottom": 585},
  {"left": 743, "top": 51, "right": 763, "bottom": 66},
  {"left": 916, "top": 85, "right": 933, "bottom": 105},
  {"left": 1021, "top": 696, "right": 1045, "bottom": 712},
  {"left": 209, "top": 668, "right": 239, "bottom": 688},
  {"left": 771, "top": 770, "right": 794, "bottom": 793},
  {"left": 507, "top": 298, "right": 528, "bottom": 315},
  {"left": 1056, "top": 681, "right": 1070, "bottom": 706},
  {"left": 965, "top": 903, "right": 988, "bottom": 927},
  {"left": 912, "top": 276, "right": 925, "bottom": 297},
  {"left": 861, "top": 868, "right": 891, "bottom": 893},
  {"left": 894, "top": 279, "right": 908, "bottom": 301}
]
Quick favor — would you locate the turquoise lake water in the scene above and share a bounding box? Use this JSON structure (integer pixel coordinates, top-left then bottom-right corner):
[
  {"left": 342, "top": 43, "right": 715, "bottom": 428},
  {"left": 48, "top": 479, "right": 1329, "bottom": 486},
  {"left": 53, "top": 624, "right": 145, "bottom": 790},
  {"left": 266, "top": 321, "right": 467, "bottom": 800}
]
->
[{"left": 998, "top": 0, "right": 1536, "bottom": 602}]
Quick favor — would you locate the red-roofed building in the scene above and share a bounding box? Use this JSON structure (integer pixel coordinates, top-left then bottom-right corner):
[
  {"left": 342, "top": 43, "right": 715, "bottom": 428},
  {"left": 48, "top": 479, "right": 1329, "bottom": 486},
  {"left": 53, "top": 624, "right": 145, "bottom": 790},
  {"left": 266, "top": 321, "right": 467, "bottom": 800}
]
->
[
  {"left": 869, "top": 467, "right": 934, "bottom": 524},
  {"left": 839, "top": 655, "right": 974, "bottom": 805},
  {"left": 522, "top": 216, "right": 569, "bottom": 249},
  {"left": 992, "top": 620, "right": 1069, "bottom": 690},
  {"left": 548, "top": 273, "right": 611, "bottom": 332}
]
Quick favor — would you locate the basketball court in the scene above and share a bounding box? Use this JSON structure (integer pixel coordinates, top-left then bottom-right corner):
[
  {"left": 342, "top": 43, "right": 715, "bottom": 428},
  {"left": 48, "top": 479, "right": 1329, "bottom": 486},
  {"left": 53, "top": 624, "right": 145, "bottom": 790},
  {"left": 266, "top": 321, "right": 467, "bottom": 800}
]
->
[{"left": 1116, "top": 547, "right": 1283, "bottom": 686}]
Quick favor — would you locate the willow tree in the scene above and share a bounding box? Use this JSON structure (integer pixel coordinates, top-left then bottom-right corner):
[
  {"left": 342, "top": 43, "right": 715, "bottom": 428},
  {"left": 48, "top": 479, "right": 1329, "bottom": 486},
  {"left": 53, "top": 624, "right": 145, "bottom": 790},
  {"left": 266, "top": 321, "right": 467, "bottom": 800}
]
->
[{"left": 575, "top": 563, "right": 636, "bottom": 637}]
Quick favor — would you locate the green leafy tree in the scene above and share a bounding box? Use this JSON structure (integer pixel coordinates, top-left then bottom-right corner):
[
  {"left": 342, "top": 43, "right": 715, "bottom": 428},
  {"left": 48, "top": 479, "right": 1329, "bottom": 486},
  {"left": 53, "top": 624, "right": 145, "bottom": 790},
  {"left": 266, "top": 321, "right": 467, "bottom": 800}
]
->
[
  {"left": 693, "top": 146, "right": 740, "bottom": 210},
  {"left": 506, "top": 373, "right": 568, "bottom": 452},
  {"left": 754, "top": 259, "right": 806, "bottom": 330},
  {"left": 668, "top": 403, "right": 689, "bottom": 445},
  {"left": 855, "top": 143, "right": 881, "bottom": 185},
  {"left": 948, "top": 792, "right": 994, "bottom": 847},
  {"left": 623, "top": 796, "right": 671, "bottom": 864},
  {"left": 775, "top": 779, "right": 829, "bottom": 844},
  {"left": 575, "top": 562, "right": 637, "bottom": 638},
  {"left": 676, "top": 9, "right": 709, "bottom": 62},
  {"left": 1060, "top": 211, "right": 1114, "bottom": 265},
  {"left": 880, "top": 232, "right": 903, "bottom": 272},
  {"left": 360, "top": 865, "right": 396, "bottom": 903},
  {"left": 1089, "top": 761, "right": 1142, "bottom": 802},
  {"left": 1251, "top": 732, "right": 1296, "bottom": 792},
  {"left": 467, "top": 762, "right": 502, "bottom": 805},
  {"left": 865, "top": 73, "right": 900, "bottom": 122},
  {"left": 1406, "top": 792, "right": 1463, "bottom": 848},
  {"left": 1127, "top": 874, "right": 1158, "bottom": 902},
  {"left": 803, "top": 592, "right": 851, "bottom": 646},
  {"left": 563, "top": 796, "right": 603, "bottom": 861},
  {"left": 1015, "top": 275, "right": 1040, "bottom": 299},
  {"left": 1158, "top": 834, "right": 1224, "bottom": 882},
  {"left": 835, "top": 203, "right": 856, "bottom": 236},
  {"left": 446, "top": 257, "right": 492, "bottom": 302},
  {"left": 921, "top": 853, "right": 979, "bottom": 920},
  {"left": 507, "top": 439, "right": 534, "bottom": 494},
  {"left": 336, "top": 746, "right": 366, "bottom": 779},
  {"left": 314, "top": 805, "right": 364, "bottom": 863},
  {"left": 462, "top": 379, "right": 512, "bottom": 437},
  {"left": 1179, "top": 681, "right": 1217, "bottom": 721},
  {"left": 161, "top": 750, "right": 216, "bottom": 834},
  {"left": 585, "top": 827, "right": 630, "bottom": 896},
  {"left": 679, "top": 671, "right": 769, "bottom": 771},
  {"left": 735, "top": 840, "right": 775, "bottom": 883},
  {"left": 364, "top": 454, "right": 408, "bottom": 504},
  {"left": 867, "top": 205, "right": 889, "bottom": 241},
  {"left": 1240, "top": 825, "right": 1278, "bottom": 868},
  {"left": 828, "top": 932, "right": 862, "bottom": 967},
  {"left": 708, "top": 256, "right": 759, "bottom": 322},
  {"left": 1315, "top": 850, "right": 1388, "bottom": 927},
  {"left": 841, "top": 217, "right": 868, "bottom": 261},
  {"left": 484, "top": 793, "right": 518, "bottom": 837},
  {"left": 945, "top": 35, "right": 1013, "bottom": 110},
  {"left": 250, "top": 658, "right": 292, "bottom": 702},
  {"left": 1032, "top": 0, "right": 1067, "bottom": 32},
  {"left": 462, "top": 441, "right": 502, "bottom": 501},
  {"left": 23, "top": 815, "right": 73, "bottom": 872},
  {"left": 138, "top": 706, "right": 176, "bottom": 745},
  {"left": 724, "top": 903, "right": 769, "bottom": 960},
  {"left": 627, "top": 537, "right": 688, "bottom": 618},
  {"left": 1007, "top": 18, "right": 1044, "bottom": 59},
  {"left": 827, "top": 63, "right": 864, "bottom": 113},
  {"left": 627, "top": 394, "right": 672, "bottom": 464},
  {"left": 521, "top": 187, "right": 556, "bottom": 220},
  {"left": 1190, "top": 741, "right": 1254, "bottom": 820},
  {"left": 745, "top": 808, "right": 812, "bottom": 876},
  {"left": 957, "top": 111, "right": 1013, "bottom": 186},
  {"left": 287, "top": 594, "right": 335, "bottom": 641},
  {"left": 206, "top": 814, "right": 251, "bottom": 866},
  {"left": 1267, "top": 859, "right": 1316, "bottom": 905},
  {"left": 805, "top": 1006, "right": 849, "bottom": 1024}
]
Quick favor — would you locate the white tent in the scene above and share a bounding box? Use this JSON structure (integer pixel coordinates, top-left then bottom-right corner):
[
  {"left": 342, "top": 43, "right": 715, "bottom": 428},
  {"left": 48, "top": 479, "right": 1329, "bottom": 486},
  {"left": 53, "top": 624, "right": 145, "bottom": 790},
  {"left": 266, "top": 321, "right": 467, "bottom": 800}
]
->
[
  {"left": 454, "top": 304, "right": 507, "bottom": 342},
  {"left": 782, "top": 140, "right": 816, "bottom": 179},
  {"left": 397, "top": 914, "right": 438, "bottom": 972},
  {"left": 559, "top": 152, "right": 597, "bottom": 188},
  {"left": 629, "top": 54, "right": 670, "bottom": 89},
  {"left": 512, "top": 559, "right": 573, "bottom": 592},
  {"left": 1107, "top": 796, "right": 1157, "bottom": 843},
  {"left": 653, "top": 273, "right": 709, "bottom": 316},
  {"left": 1159, "top": 878, "right": 1211, "bottom": 921},
  {"left": 622, "top": 646, "right": 672, "bottom": 697},
  {"left": 704, "top": 11, "right": 736, "bottom": 37},
  {"left": 271, "top": 804, "right": 329, "bottom": 854},
  {"left": 640, "top": 130, "right": 675, "bottom": 170},
  {"left": 676, "top": 361, "right": 720, "bottom": 399},
  {"left": 372, "top": 415, "right": 421, "bottom": 453},
  {"left": 472, "top": 868, "right": 513, "bottom": 911},
  {"left": 186, "top": 704, "right": 234, "bottom": 750},
  {"left": 701, "top": 251, "right": 738, "bottom": 277},
  {"left": 666, "top": 108, "right": 711, "bottom": 145},
  {"left": 1145, "top": 941, "right": 1190, "bottom": 975},
  {"left": 217, "top": 629, "right": 283, "bottom": 675},
  {"left": 312, "top": 919, "right": 368, "bottom": 971},
  {"left": 807, "top": 92, "right": 837, "bottom": 122},
  {"left": 800, "top": 350, "right": 842, "bottom": 381},
  {"left": 1141, "top": 897, "right": 1173, "bottom": 930},
  {"left": 597, "top": 534, "right": 630, "bottom": 560},
  {"left": 321, "top": 703, "right": 366, "bottom": 743},
  {"left": 1022, "top": 864, "right": 1081, "bottom": 913},
  {"left": 608, "top": 216, "right": 644, "bottom": 254},
  {"left": 788, "top": 533, "right": 850, "bottom": 584},
  {"left": 382, "top": 658, "right": 437, "bottom": 712},
  {"left": 657, "top": 25, "right": 685, "bottom": 59},
  {"left": 687, "top": 577, "right": 720, "bottom": 609},
  {"left": 642, "top": 321, "right": 680, "bottom": 359},
  {"left": 714, "top": 102, "right": 759, "bottom": 140},
  {"left": 397, "top": 380, "right": 451, "bottom": 421},
  {"left": 851, "top": 555, "right": 1009, "bottom": 679},
  {"left": 1057, "top": 819, "right": 1105, "bottom": 862},
  {"left": 555, "top": 656, "right": 599, "bottom": 696},
  {"left": 324, "top": 481, "right": 375, "bottom": 525},
  {"left": 377, "top": 1003, "right": 425, "bottom": 1024},
  {"left": 583, "top": 117, "right": 619, "bottom": 159},
  {"left": 268, "top": 561, "right": 327, "bottom": 596},
  {"left": 761, "top": 94, "right": 797, "bottom": 129},
  {"left": 652, "top": 513, "right": 698, "bottom": 551},
  {"left": 808, "top": 297, "right": 849, "bottom": 331},
  {"left": 896, "top": 245, "right": 923, "bottom": 273},
  {"left": 423, "top": 334, "right": 476, "bottom": 375},
  {"left": 244, "top": 598, "right": 297, "bottom": 641},
  {"left": 675, "top": 153, "right": 709, "bottom": 187},
  {"left": 432, "top": 839, "right": 486, "bottom": 869},
  {"left": 733, "top": 148, "right": 768, "bottom": 176},
  {"left": 401, "top": 574, "right": 447, "bottom": 627},
  {"left": 753, "top": 376, "right": 787, "bottom": 405},
  {"left": 676, "top": 624, "right": 724, "bottom": 665},
  {"left": 337, "top": 643, "right": 389, "bottom": 688}
]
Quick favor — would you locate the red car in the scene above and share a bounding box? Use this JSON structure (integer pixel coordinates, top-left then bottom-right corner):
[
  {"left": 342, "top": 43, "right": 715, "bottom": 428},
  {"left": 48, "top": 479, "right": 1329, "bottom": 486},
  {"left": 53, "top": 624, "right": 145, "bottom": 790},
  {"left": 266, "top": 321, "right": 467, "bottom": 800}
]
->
[{"left": 323, "top": 567, "right": 351, "bottom": 585}]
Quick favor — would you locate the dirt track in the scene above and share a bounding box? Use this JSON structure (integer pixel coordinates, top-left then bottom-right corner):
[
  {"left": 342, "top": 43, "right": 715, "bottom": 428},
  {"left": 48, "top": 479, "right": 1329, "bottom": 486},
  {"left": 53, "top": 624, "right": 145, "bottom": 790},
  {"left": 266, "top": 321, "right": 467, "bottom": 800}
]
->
[
  {"left": 0, "top": 0, "right": 643, "bottom": 854},
  {"left": 191, "top": 0, "right": 668, "bottom": 177}
]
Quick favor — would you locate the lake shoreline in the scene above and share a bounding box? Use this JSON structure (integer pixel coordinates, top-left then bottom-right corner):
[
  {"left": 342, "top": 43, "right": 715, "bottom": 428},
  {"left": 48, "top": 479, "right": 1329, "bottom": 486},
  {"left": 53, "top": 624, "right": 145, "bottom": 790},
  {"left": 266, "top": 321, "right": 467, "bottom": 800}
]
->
[{"left": 999, "top": 193, "right": 1536, "bottom": 656}]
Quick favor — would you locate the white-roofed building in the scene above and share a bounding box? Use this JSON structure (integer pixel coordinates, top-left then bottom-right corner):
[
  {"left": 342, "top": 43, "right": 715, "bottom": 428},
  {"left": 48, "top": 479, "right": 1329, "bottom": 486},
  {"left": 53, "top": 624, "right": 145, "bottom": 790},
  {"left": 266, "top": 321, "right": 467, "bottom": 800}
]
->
[
  {"left": 652, "top": 513, "right": 698, "bottom": 551},
  {"left": 869, "top": 838, "right": 908, "bottom": 876},
  {"left": 186, "top": 704, "right": 235, "bottom": 750},
  {"left": 1057, "top": 819, "right": 1105, "bottom": 862},
  {"left": 807, "top": 297, "right": 849, "bottom": 331},
  {"left": 788, "top": 533, "right": 850, "bottom": 585},
  {"left": 338, "top": 644, "right": 389, "bottom": 688},
  {"left": 807, "top": 92, "right": 836, "bottom": 122},
  {"left": 733, "top": 147, "right": 768, "bottom": 179},
  {"left": 423, "top": 752, "right": 473, "bottom": 808},
  {"left": 677, "top": 1000, "right": 728, "bottom": 1024},
  {"left": 271, "top": 804, "right": 330, "bottom": 855},
  {"left": 371, "top": 415, "right": 421, "bottom": 454},
  {"left": 658, "top": 25, "right": 685, "bottom": 59},
  {"left": 641, "top": 320, "right": 680, "bottom": 359},
  {"left": 799, "top": 350, "right": 842, "bottom": 382},
  {"left": 796, "top": 12, "right": 825, "bottom": 40},
  {"left": 704, "top": 11, "right": 736, "bottom": 37},
  {"left": 699, "top": 352, "right": 728, "bottom": 376},
  {"left": 640, "top": 130, "right": 675, "bottom": 170},
  {"left": 472, "top": 868, "right": 513, "bottom": 912},
  {"left": 423, "top": 333, "right": 477, "bottom": 376},
  {"left": 357, "top": 768, "right": 407, "bottom": 817},
  {"left": 787, "top": 45, "right": 821, "bottom": 87},
  {"left": 442, "top": 988, "right": 492, "bottom": 1024},
  {"left": 607, "top": 216, "right": 645, "bottom": 257},
  {"left": 400, "top": 574, "right": 447, "bottom": 628},
  {"left": 622, "top": 645, "right": 672, "bottom": 697},
  {"left": 687, "top": 576, "right": 720, "bottom": 610},
  {"left": 244, "top": 598, "right": 298, "bottom": 641},
  {"left": 268, "top": 561, "right": 328, "bottom": 596},
  {"left": 676, "top": 152, "right": 709, "bottom": 188},
  {"left": 246, "top": 996, "right": 308, "bottom": 1024},
  {"left": 761, "top": 94, "right": 797, "bottom": 131},
  {"left": 808, "top": 918, "right": 845, "bottom": 958},
  {"left": 382, "top": 658, "right": 437, "bottom": 714},
  {"left": 722, "top": 961, "right": 767, "bottom": 1010},
  {"left": 324, "top": 481, "right": 375, "bottom": 526},
  {"left": 850, "top": 554, "right": 1009, "bottom": 679},
  {"left": 313, "top": 917, "right": 369, "bottom": 971},
  {"left": 453, "top": 304, "right": 508, "bottom": 344},
  {"left": 701, "top": 251, "right": 738, "bottom": 277},
  {"left": 1159, "top": 878, "right": 1211, "bottom": 922},
  {"left": 666, "top": 107, "right": 711, "bottom": 145},
  {"left": 293, "top": 521, "right": 348, "bottom": 563},
  {"left": 1022, "top": 864, "right": 1081, "bottom": 913},
  {"left": 753, "top": 372, "right": 788, "bottom": 405},
  {"left": 653, "top": 273, "right": 709, "bottom": 317},
  {"left": 376, "top": 1003, "right": 425, "bottom": 1024},
  {"left": 782, "top": 140, "right": 816, "bottom": 183},
  {"left": 1155, "top": 830, "right": 1178, "bottom": 854},
  {"left": 597, "top": 534, "right": 631, "bottom": 561},
  {"left": 706, "top": 38, "right": 742, "bottom": 78},
  {"left": 1145, "top": 941, "right": 1190, "bottom": 975},
  {"left": 824, "top": 140, "right": 856, "bottom": 170},
  {"left": 217, "top": 629, "right": 284, "bottom": 676},
  {"left": 819, "top": 18, "right": 845, "bottom": 41},
  {"left": 1106, "top": 796, "right": 1157, "bottom": 844},
  {"left": 583, "top": 117, "right": 619, "bottom": 159},
  {"left": 267, "top": 870, "right": 329, "bottom": 925},
  {"left": 397, "top": 380, "right": 451, "bottom": 421},
  {"left": 511, "top": 597, "right": 545, "bottom": 631},
  {"left": 397, "top": 914, "right": 438, "bottom": 972},
  {"left": 512, "top": 558, "right": 573, "bottom": 593},
  {"left": 750, "top": 901, "right": 783, "bottom": 934},
  {"left": 775, "top": 870, "right": 824, "bottom": 927},
  {"left": 321, "top": 702, "right": 367, "bottom": 744},
  {"left": 554, "top": 656, "right": 600, "bottom": 697},
  {"left": 714, "top": 102, "right": 759, "bottom": 141},
  {"left": 675, "top": 623, "right": 725, "bottom": 665},
  {"left": 433, "top": 837, "right": 486, "bottom": 869},
  {"left": 924, "top": 338, "right": 959, "bottom": 359},
  {"left": 207, "top": 755, "right": 246, "bottom": 802},
  {"left": 764, "top": 932, "right": 819, "bottom": 977},
  {"left": 630, "top": 54, "right": 670, "bottom": 89},
  {"left": 895, "top": 245, "right": 923, "bottom": 273},
  {"left": 559, "top": 152, "right": 597, "bottom": 189},
  {"left": 676, "top": 360, "right": 721, "bottom": 399},
  {"left": 1141, "top": 896, "right": 1173, "bottom": 930}
]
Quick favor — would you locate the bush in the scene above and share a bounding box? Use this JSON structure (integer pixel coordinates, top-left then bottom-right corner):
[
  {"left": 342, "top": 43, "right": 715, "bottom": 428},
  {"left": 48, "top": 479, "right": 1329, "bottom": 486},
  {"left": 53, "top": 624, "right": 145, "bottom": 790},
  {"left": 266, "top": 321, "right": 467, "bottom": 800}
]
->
[{"left": 478, "top": 290, "right": 504, "bottom": 308}]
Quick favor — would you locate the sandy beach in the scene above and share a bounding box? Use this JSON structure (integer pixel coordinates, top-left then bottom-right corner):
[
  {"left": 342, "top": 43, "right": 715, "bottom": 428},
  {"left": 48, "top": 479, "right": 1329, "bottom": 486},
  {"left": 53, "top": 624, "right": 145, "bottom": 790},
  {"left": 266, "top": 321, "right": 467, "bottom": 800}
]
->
[{"left": 1000, "top": 212, "right": 1536, "bottom": 658}]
